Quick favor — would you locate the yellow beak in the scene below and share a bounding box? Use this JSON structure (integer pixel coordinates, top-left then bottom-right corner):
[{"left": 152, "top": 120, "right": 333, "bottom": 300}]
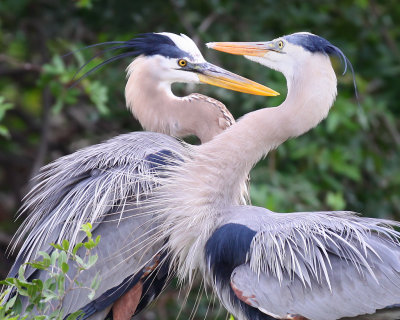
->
[
  {"left": 197, "top": 62, "right": 279, "bottom": 96},
  {"left": 207, "top": 42, "right": 273, "bottom": 57}
]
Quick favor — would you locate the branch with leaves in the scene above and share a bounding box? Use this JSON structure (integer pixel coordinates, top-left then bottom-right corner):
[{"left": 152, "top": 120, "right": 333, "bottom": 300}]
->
[{"left": 0, "top": 223, "right": 101, "bottom": 320}]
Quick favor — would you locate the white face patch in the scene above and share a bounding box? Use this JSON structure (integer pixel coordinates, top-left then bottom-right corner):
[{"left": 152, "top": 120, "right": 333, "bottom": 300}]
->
[
  {"left": 244, "top": 39, "right": 311, "bottom": 80},
  {"left": 288, "top": 31, "right": 315, "bottom": 37},
  {"left": 157, "top": 32, "right": 206, "bottom": 63}
]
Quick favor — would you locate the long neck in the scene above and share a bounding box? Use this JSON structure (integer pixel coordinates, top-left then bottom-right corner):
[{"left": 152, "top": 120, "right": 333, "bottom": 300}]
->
[
  {"left": 125, "top": 58, "right": 232, "bottom": 143},
  {"left": 159, "top": 54, "right": 337, "bottom": 280},
  {"left": 196, "top": 53, "right": 337, "bottom": 206}
]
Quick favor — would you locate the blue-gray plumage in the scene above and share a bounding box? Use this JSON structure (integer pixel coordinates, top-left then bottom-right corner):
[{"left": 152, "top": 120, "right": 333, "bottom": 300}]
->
[
  {"left": 206, "top": 224, "right": 273, "bottom": 320},
  {"left": 8, "top": 132, "right": 185, "bottom": 318},
  {"left": 205, "top": 208, "right": 400, "bottom": 320},
  {"left": 126, "top": 33, "right": 194, "bottom": 58},
  {"left": 284, "top": 33, "right": 346, "bottom": 58}
]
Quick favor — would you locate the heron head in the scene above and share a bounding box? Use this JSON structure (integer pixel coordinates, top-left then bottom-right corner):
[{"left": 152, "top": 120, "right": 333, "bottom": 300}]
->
[
  {"left": 78, "top": 32, "right": 278, "bottom": 96},
  {"left": 207, "top": 32, "right": 351, "bottom": 80},
  {"left": 131, "top": 32, "right": 278, "bottom": 96}
]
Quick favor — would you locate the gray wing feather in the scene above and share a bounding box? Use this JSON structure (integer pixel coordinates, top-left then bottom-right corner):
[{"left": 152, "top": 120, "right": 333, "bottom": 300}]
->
[
  {"left": 61, "top": 202, "right": 163, "bottom": 315},
  {"left": 9, "top": 132, "right": 185, "bottom": 277},
  {"left": 227, "top": 208, "right": 400, "bottom": 320},
  {"left": 26, "top": 201, "right": 163, "bottom": 315}
]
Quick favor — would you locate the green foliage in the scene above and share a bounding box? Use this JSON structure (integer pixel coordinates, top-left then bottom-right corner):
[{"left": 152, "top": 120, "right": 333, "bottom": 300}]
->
[
  {"left": 0, "top": 223, "right": 101, "bottom": 319},
  {"left": 39, "top": 55, "right": 109, "bottom": 115},
  {"left": 75, "top": 0, "right": 95, "bottom": 10}
]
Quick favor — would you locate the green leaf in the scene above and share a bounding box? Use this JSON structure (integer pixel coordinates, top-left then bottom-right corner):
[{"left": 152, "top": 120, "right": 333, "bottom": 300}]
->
[
  {"left": 58, "top": 251, "right": 68, "bottom": 268},
  {"left": 84, "top": 239, "right": 95, "bottom": 250},
  {"left": 86, "top": 254, "right": 98, "bottom": 269},
  {"left": 81, "top": 223, "right": 93, "bottom": 239},
  {"left": 18, "top": 265, "right": 26, "bottom": 281},
  {"left": 0, "top": 287, "right": 12, "bottom": 302},
  {"left": 42, "top": 288, "right": 58, "bottom": 302},
  {"left": 74, "top": 255, "right": 84, "bottom": 267},
  {"left": 65, "top": 310, "right": 84, "bottom": 320},
  {"left": 88, "top": 289, "right": 95, "bottom": 300},
  {"left": 52, "top": 95, "right": 64, "bottom": 114},
  {"left": 51, "top": 250, "right": 60, "bottom": 266},
  {"left": 38, "top": 251, "right": 51, "bottom": 268},
  {"left": 51, "top": 243, "right": 63, "bottom": 250},
  {"left": 61, "top": 262, "right": 69, "bottom": 274},
  {"left": 42, "top": 55, "right": 65, "bottom": 76},
  {"left": 26, "top": 262, "right": 48, "bottom": 271},
  {"left": 74, "top": 280, "right": 83, "bottom": 287},
  {"left": 75, "top": 0, "right": 93, "bottom": 9},
  {"left": 326, "top": 191, "right": 346, "bottom": 211},
  {"left": 81, "top": 222, "right": 92, "bottom": 232},
  {"left": 0, "top": 278, "right": 17, "bottom": 287},
  {"left": 85, "top": 81, "right": 109, "bottom": 115},
  {"left": 14, "top": 287, "right": 28, "bottom": 297},
  {"left": 32, "top": 279, "right": 43, "bottom": 292},
  {"left": 72, "top": 243, "right": 84, "bottom": 255},
  {"left": 57, "top": 274, "right": 65, "bottom": 296},
  {"left": 62, "top": 239, "right": 70, "bottom": 251},
  {"left": 4, "top": 294, "right": 17, "bottom": 311},
  {"left": 0, "top": 125, "right": 10, "bottom": 138},
  {"left": 0, "top": 97, "right": 13, "bottom": 120},
  {"left": 13, "top": 297, "right": 22, "bottom": 315},
  {"left": 43, "top": 278, "right": 54, "bottom": 291},
  {"left": 90, "top": 272, "right": 100, "bottom": 292}
]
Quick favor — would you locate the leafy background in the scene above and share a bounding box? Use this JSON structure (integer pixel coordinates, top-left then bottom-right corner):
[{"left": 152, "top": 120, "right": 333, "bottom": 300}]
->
[{"left": 0, "top": 0, "right": 399, "bottom": 318}]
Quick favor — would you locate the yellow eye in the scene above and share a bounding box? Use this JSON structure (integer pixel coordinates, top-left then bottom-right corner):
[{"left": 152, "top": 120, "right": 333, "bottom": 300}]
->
[
  {"left": 278, "top": 40, "right": 284, "bottom": 49},
  {"left": 178, "top": 59, "right": 187, "bottom": 67}
]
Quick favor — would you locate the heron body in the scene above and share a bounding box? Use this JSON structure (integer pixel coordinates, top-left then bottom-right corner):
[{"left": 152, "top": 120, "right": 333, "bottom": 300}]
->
[
  {"left": 148, "top": 33, "right": 400, "bottom": 320},
  {"left": 6, "top": 32, "right": 276, "bottom": 319},
  {"left": 206, "top": 208, "right": 400, "bottom": 320}
]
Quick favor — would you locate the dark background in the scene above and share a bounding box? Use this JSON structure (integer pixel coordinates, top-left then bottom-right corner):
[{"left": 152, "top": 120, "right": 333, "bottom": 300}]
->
[{"left": 1, "top": 0, "right": 399, "bottom": 318}]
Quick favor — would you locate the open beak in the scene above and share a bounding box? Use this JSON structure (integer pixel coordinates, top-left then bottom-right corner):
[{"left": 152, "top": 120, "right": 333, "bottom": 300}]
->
[
  {"left": 196, "top": 62, "right": 279, "bottom": 96},
  {"left": 206, "top": 41, "right": 274, "bottom": 57}
]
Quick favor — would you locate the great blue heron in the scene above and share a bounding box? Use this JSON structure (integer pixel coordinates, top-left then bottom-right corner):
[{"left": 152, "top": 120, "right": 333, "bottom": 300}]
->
[
  {"left": 141, "top": 32, "right": 400, "bottom": 320},
  {"left": 5, "top": 32, "right": 277, "bottom": 319}
]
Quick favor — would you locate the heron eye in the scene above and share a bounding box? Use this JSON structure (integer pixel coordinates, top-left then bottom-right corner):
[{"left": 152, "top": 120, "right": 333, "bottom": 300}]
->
[
  {"left": 178, "top": 59, "right": 187, "bottom": 67},
  {"left": 278, "top": 41, "right": 284, "bottom": 49}
]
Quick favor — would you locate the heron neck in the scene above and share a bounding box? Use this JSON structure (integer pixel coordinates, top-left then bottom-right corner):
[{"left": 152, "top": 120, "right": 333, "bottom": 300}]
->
[
  {"left": 194, "top": 54, "right": 337, "bottom": 206},
  {"left": 159, "top": 54, "right": 337, "bottom": 281},
  {"left": 125, "top": 66, "right": 180, "bottom": 134},
  {"left": 125, "top": 59, "right": 229, "bottom": 143}
]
